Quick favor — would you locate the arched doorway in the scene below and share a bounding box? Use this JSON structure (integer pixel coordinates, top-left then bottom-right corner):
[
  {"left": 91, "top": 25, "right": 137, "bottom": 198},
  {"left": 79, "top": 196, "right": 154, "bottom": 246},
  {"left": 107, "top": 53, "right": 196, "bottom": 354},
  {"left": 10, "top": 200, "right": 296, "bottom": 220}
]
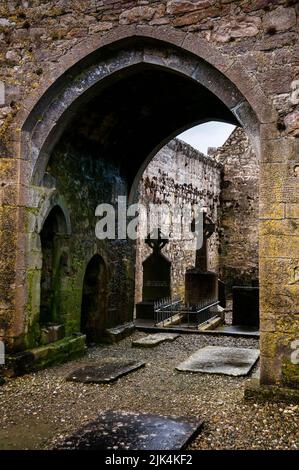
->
[
  {"left": 81, "top": 255, "right": 108, "bottom": 343},
  {"left": 40, "top": 206, "right": 67, "bottom": 326},
  {"left": 15, "top": 27, "right": 290, "bottom": 389}
]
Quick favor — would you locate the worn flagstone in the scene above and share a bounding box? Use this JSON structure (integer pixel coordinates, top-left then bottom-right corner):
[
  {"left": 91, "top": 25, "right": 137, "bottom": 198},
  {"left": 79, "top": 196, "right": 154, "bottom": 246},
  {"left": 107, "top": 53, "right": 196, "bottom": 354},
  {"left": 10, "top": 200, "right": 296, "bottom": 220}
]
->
[
  {"left": 176, "top": 346, "right": 259, "bottom": 376},
  {"left": 55, "top": 410, "right": 203, "bottom": 450},
  {"left": 132, "top": 333, "right": 179, "bottom": 348},
  {"left": 66, "top": 359, "right": 145, "bottom": 384}
]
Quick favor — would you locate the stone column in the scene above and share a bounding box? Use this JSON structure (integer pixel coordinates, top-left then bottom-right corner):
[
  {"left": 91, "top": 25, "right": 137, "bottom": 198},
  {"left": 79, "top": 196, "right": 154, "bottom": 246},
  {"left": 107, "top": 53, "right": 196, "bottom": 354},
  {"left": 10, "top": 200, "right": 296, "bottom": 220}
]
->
[
  {"left": 0, "top": 151, "right": 27, "bottom": 352},
  {"left": 259, "top": 133, "right": 299, "bottom": 389}
]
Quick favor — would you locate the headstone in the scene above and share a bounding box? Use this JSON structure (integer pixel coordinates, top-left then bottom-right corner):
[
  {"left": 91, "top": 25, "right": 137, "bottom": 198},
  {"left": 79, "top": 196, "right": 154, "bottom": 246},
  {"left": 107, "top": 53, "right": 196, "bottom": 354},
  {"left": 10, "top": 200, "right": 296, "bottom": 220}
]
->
[
  {"left": 55, "top": 410, "right": 203, "bottom": 450},
  {"left": 218, "top": 279, "right": 226, "bottom": 308},
  {"left": 142, "top": 230, "right": 171, "bottom": 301},
  {"left": 185, "top": 212, "right": 218, "bottom": 305},
  {"left": 176, "top": 346, "right": 259, "bottom": 376},
  {"left": 232, "top": 286, "right": 259, "bottom": 327},
  {"left": 66, "top": 359, "right": 145, "bottom": 384},
  {"left": 132, "top": 333, "right": 179, "bottom": 348},
  {"left": 136, "top": 230, "right": 171, "bottom": 320}
]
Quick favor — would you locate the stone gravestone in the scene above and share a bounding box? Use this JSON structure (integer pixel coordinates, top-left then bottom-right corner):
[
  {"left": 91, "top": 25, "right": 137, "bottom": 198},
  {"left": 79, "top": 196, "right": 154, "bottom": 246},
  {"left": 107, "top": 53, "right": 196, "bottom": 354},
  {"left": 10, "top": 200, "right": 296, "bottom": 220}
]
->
[
  {"left": 185, "top": 212, "right": 218, "bottom": 305},
  {"left": 136, "top": 229, "right": 171, "bottom": 320},
  {"left": 232, "top": 286, "right": 259, "bottom": 327},
  {"left": 218, "top": 279, "right": 226, "bottom": 308}
]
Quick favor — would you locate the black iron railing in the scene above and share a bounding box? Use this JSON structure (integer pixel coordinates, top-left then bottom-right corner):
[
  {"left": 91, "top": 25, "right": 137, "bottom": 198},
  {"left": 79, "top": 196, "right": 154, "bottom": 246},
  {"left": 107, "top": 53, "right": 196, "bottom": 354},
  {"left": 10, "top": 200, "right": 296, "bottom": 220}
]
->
[{"left": 154, "top": 296, "right": 220, "bottom": 328}]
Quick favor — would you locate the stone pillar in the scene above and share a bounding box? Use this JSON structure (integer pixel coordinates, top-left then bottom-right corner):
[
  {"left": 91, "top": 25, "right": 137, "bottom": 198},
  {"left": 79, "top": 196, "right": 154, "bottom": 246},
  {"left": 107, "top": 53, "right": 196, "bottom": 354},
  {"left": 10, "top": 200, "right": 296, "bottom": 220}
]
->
[
  {"left": 0, "top": 155, "right": 27, "bottom": 352},
  {"left": 259, "top": 135, "right": 299, "bottom": 389}
]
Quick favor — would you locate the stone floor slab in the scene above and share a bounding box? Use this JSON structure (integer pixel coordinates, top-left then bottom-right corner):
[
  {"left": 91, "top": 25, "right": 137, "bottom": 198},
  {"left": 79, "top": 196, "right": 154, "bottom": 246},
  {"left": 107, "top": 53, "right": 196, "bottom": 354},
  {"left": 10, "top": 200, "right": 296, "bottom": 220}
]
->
[
  {"left": 56, "top": 410, "right": 203, "bottom": 450},
  {"left": 132, "top": 333, "right": 179, "bottom": 347},
  {"left": 66, "top": 359, "right": 145, "bottom": 384},
  {"left": 176, "top": 346, "right": 259, "bottom": 376}
]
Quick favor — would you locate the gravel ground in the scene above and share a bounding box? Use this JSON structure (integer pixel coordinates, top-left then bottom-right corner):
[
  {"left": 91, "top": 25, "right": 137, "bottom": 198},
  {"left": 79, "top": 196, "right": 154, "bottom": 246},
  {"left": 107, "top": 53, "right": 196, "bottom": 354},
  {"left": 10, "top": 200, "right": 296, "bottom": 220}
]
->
[{"left": 0, "top": 331, "right": 298, "bottom": 450}]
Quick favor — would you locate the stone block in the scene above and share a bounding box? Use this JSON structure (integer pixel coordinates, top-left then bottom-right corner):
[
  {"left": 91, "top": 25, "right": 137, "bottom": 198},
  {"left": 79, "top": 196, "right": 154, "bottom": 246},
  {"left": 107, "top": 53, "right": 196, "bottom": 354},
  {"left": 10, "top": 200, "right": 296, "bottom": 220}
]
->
[
  {"left": 263, "top": 6, "right": 296, "bottom": 33},
  {"left": 259, "top": 234, "right": 299, "bottom": 259},
  {"left": 260, "top": 219, "right": 299, "bottom": 237},
  {"left": 213, "top": 16, "right": 261, "bottom": 43},
  {"left": 119, "top": 6, "right": 156, "bottom": 25},
  {"left": 173, "top": 7, "right": 220, "bottom": 27},
  {"left": 260, "top": 137, "right": 296, "bottom": 164},
  {"left": 244, "top": 377, "right": 299, "bottom": 404},
  {"left": 259, "top": 283, "right": 299, "bottom": 314},
  {"left": 259, "top": 202, "right": 284, "bottom": 220},
  {"left": 259, "top": 258, "right": 299, "bottom": 286},
  {"left": 5, "top": 334, "right": 86, "bottom": 376},
  {"left": 232, "top": 286, "right": 259, "bottom": 327},
  {"left": 40, "top": 324, "right": 65, "bottom": 346},
  {"left": 286, "top": 203, "right": 299, "bottom": 219},
  {"left": 103, "top": 322, "right": 135, "bottom": 344},
  {"left": 166, "top": 1, "right": 212, "bottom": 15},
  {"left": 185, "top": 269, "right": 218, "bottom": 305},
  {"left": 132, "top": 333, "right": 179, "bottom": 347},
  {"left": 218, "top": 279, "right": 226, "bottom": 308}
]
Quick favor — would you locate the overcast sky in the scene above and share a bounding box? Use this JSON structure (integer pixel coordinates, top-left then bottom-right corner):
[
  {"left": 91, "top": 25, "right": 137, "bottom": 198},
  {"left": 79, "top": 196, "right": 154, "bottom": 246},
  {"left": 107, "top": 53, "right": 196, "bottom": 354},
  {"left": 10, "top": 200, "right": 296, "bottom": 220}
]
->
[{"left": 178, "top": 121, "right": 236, "bottom": 154}]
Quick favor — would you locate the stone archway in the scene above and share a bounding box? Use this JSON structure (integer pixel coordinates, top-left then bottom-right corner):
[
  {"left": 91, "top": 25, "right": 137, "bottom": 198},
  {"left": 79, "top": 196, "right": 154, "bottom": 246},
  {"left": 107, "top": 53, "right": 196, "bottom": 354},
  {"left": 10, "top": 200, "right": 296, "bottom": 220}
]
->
[
  {"left": 6, "top": 25, "right": 297, "bottom": 393},
  {"left": 81, "top": 254, "right": 108, "bottom": 344},
  {"left": 39, "top": 205, "right": 68, "bottom": 326}
]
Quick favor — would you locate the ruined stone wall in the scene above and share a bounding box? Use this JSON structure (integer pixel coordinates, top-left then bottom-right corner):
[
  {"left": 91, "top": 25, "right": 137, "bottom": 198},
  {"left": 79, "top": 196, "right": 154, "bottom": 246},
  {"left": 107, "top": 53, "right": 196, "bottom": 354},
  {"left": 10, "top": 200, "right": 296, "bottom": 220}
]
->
[
  {"left": 0, "top": 0, "right": 297, "bottom": 389},
  {"left": 135, "top": 139, "right": 222, "bottom": 303},
  {"left": 0, "top": 0, "right": 297, "bottom": 145},
  {"left": 23, "top": 129, "right": 136, "bottom": 349},
  {"left": 214, "top": 127, "right": 259, "bottom": 293}
]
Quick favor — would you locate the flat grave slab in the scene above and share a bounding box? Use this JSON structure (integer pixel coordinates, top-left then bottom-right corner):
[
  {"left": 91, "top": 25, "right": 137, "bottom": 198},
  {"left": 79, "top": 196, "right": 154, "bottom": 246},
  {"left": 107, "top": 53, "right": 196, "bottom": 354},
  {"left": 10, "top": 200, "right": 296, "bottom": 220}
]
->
[
  {"left": 66, "top": 359, "right": 145, "bottom": 384},
  {"left": 55, "top": 410, "right": 203, "bottom": 450},
  {"left": 176, "top": 346, "right": 259, "bottom": 377},
  {"left": 132, "top": 333, "right": 179, "bottom": 348}
]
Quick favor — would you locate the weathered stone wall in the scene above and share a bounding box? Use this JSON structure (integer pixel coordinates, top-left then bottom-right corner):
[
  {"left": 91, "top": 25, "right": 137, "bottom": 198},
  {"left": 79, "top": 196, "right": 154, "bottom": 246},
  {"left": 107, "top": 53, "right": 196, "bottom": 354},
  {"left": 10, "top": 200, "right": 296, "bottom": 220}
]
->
[
  {"left": 136, "top": 128, "right": 259, "bottom": 302},
  {"left": 0, "top": 0, "right": 297, "bottom": 389},
  {"left": 0, "top": 0, "right": 297, "bottom": 141},
  {"left": 24, "top": 127, "right": 135, "bottom": 349},
  {"left": 213, "top": 127, "right": 259, "bottom": 292},
  {"left": 135, "top": 138, "right": 222, "bottom": 303}
]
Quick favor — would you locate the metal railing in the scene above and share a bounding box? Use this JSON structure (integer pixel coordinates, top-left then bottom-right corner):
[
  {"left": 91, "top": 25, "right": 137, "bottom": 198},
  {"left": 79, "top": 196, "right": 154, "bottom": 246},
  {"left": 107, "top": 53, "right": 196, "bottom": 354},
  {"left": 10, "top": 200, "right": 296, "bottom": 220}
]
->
[
  {"left": 154, "top": 296, "right": 182, "bottom": 326},
  {"left": 154, "top": 296, "right": 220, "bottom": 328}
]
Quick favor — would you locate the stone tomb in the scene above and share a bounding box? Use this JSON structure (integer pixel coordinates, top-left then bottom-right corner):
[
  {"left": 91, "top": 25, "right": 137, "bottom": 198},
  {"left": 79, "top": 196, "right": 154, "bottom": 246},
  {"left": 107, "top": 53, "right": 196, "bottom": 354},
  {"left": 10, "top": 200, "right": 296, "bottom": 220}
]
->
[
  {"left": 176, "top": 346, "right": 259, "bottom": 377},
  {"left": 218, "top": 279, "right": 226, "bottom": 308},
  {"left": 66, "top": 359, "right": 145, "bottom": 384},
  {"left": 132, "top": 333, "right": 179, "bottom": 348},
  {"left": 232, "top": 286, "right": 259, "bottom": 327},
  {"left": 185, "top": 213, "right": 218, "bottom": 305},
  {"left": 56, "top": 410, "right": 203, "bottom": 450}
]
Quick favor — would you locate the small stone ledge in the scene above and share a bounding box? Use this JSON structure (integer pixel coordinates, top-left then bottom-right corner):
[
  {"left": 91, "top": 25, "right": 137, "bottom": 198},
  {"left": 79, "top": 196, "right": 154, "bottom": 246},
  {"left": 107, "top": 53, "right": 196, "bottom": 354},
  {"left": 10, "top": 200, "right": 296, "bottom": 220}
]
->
[
  {"left": 244, "top": 378, "right": 299, "bottom": 404},
  {"left": 4, "top": 334, "right": 86, "bottom": 377},
  {"left": 103, "top": 322, "right": 135, "bottom": 344}
]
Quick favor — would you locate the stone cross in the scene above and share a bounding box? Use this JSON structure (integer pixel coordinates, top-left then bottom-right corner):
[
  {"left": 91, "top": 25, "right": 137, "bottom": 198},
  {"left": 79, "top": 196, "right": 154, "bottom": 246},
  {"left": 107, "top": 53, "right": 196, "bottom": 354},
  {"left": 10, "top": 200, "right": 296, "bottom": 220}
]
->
[
  {"left": 145, "top": 228, "right": 168, "bottom": 254},
  {"left": 195, "top": 212, "right": 215, "bottom": 272}
]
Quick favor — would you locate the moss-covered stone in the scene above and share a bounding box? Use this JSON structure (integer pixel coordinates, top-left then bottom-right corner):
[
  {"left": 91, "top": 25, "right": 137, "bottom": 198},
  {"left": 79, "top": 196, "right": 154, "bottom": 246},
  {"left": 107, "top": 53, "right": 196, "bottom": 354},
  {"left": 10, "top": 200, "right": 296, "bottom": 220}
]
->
[
  {"left": 5, "top": 334, "right": 86, "bottom": 377},
  {"left": 245, "top": 378, "right": 299, "bottom": 404},
  {"left": 282, "top": 358, "right": 299, "bottom": 389}
]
